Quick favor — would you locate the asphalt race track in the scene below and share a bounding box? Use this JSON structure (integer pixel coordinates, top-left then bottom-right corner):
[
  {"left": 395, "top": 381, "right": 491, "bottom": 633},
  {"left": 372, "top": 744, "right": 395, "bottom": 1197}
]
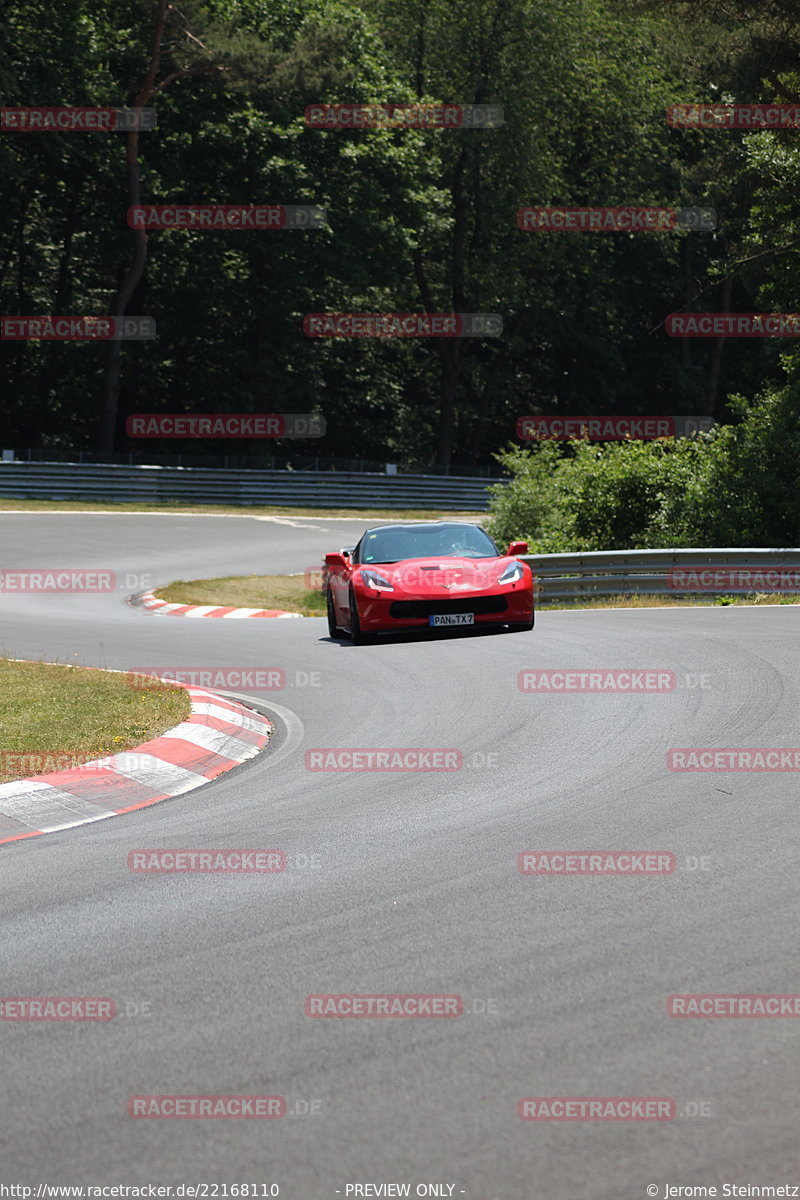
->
[{"left": 2, "top": 513, "right": 799, "bottom": 1197}]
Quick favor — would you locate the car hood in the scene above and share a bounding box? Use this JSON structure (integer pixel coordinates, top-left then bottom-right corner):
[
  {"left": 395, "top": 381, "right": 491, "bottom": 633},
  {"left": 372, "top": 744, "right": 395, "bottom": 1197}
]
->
[{"left": 357, "top": 556, "right": 521, "bottom": 594}]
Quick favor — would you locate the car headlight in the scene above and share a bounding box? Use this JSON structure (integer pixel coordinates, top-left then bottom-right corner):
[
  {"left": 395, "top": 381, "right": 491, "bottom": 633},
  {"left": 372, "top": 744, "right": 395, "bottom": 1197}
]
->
[
  {"left": 360, "top": 569, "right": 395, "bottom": 592},
  {"left": 498, "top": 561, "right": 524, "bottom": 584}
]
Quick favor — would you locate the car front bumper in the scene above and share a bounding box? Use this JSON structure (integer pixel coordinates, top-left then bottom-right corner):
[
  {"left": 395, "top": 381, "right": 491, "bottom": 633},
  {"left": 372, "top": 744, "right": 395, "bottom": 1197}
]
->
[{"left": 355, "top": 586, "right": 534, "bottom": 632}]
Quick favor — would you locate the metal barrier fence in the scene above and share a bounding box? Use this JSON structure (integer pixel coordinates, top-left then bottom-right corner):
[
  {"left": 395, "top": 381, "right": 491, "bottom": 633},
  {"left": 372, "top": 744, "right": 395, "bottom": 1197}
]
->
[
  {"left": 3, "top": 465, "right": 796, "bottom": 593},
  {"left": 0, "top": 461, "right": 497, "bottom": 510},
  {"left": 521, "top": 548, "right": 800, "bottom": 601}
]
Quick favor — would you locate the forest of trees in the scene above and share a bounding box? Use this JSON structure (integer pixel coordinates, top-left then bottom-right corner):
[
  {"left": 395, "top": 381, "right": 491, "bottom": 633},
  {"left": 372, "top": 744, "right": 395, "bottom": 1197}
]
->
[{"left": 1, "top": 0, "right": 798, "bottom": 490}]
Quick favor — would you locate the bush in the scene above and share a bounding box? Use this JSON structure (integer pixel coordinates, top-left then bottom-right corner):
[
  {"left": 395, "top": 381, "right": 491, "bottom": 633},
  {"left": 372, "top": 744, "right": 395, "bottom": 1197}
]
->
[
  {"left": 488, "top": 436, "right": 702, "bottom": 551},
  {"left": 487, "top": 376, "right": 800, "bottom": 551},
  {"left": 679, "top": 379, "right": 800, "bottom": 546}
]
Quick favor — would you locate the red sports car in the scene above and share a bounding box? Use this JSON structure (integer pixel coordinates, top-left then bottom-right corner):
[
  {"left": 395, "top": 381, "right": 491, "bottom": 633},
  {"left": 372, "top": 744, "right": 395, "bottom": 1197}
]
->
[{"left": 324, "top": 521, "right": 534, "bottom": 644}]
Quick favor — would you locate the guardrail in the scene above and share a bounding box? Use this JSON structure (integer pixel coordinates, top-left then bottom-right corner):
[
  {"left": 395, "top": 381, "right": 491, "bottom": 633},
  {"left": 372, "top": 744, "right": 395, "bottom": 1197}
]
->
[
  {"left": 0, "top": 461, "right": 497, "bottom": 510},
  {"left": 521, "top": 548, "right": 800, "bottom": 601}
]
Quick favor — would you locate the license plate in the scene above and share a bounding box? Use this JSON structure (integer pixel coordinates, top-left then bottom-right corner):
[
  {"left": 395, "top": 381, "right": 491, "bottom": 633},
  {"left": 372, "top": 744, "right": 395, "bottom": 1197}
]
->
[{"left": 429, "top": 613, "right": 474, "bottom": 627}]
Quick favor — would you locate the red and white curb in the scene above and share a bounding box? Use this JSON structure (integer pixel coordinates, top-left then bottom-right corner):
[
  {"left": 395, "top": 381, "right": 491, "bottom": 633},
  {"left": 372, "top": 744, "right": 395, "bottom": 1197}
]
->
[
  {"left": 0, "top": 684, "right": 272, "bottom": 846},
  {"left": 130, "top": 590, "right": 302, "bottom": 619}
]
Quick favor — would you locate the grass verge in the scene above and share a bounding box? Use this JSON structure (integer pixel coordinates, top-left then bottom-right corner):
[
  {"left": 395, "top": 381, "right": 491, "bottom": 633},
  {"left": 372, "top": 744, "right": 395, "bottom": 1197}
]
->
[
  {"left": 0, "top": 659, "right": 191, "bottom": 784},
  {"left": 155, "top": 574, "right": 326, "bottom": 615},
  {"left": 539, "top": 592, "right": 800, "bottom": 610},
  {"left": 0, "top": 499, "right": 481, "bottom": 520}
]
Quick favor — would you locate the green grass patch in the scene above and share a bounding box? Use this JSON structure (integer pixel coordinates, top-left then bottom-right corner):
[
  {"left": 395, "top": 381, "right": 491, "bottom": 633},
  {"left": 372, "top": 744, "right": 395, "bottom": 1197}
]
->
[
  {"left": 155, "top": 574, "right": 326, "bottom": 615},
  {"left": 0, "top": 499, "right": 482, "bottom": 520},
  {"left": 0, "top": 659, "right": 191, "bottom": 783},
  {"left": 538, "top": 592, "right": 799, "bottom": 610}
]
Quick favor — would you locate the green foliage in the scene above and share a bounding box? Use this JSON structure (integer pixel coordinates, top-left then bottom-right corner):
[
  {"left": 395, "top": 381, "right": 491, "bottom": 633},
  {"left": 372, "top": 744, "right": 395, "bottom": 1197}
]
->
[
  {"left": 488, "top": 437, "right": 702, "bottom": 551},
  {"left": 0, "top": 0, "right": 797, "bottom": 497},
  {"left": 488, "top": 379, "right": 800, "bottom": 550},
  {"left": 679, "top": 377, "right": 800, "bottom": 544}
]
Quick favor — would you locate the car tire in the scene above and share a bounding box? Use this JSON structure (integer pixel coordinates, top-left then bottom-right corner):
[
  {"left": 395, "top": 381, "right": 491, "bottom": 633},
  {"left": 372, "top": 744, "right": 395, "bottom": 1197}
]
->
[
  {"left": 506, "top": 612, "right": 535, "bottom": 632},
  {"left": 326, "top": 587, "right": 343, "bottom": 638},
  {"left": 349, "top": 589, "right": 373, "bottom": 645}
]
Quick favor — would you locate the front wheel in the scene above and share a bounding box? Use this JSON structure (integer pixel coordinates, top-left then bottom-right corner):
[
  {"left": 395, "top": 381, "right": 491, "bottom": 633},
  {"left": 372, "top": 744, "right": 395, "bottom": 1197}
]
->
[
  {"left": 349, "top": 589, "right": 373, "bottom": 645},
  {"left": 506, "top": 612, "right": 535, "bottom": 633},
  {"left": 326, "top": 587, "right": 343, "bottom": 638}
]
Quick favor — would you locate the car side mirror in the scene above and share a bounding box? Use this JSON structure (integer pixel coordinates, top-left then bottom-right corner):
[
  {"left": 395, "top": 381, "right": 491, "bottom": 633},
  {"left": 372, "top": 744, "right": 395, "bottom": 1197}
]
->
[
  {"left": 325, "top": 552, "right": 349, "bottom": 570},
  {"left": 506, "top": 541, "right": 528, "bottom": 556}
]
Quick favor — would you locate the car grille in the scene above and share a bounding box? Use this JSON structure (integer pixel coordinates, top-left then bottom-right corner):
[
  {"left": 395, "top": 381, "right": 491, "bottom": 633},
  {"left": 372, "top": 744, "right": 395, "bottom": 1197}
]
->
[{"left": 389, "top": 596, "right": 507, "bottom": 618}]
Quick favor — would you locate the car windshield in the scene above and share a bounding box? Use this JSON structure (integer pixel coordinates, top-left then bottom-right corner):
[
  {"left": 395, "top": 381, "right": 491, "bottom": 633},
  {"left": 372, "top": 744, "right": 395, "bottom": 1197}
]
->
[{"left": 357, "top": 523, "right": 499, "bottom": 564}]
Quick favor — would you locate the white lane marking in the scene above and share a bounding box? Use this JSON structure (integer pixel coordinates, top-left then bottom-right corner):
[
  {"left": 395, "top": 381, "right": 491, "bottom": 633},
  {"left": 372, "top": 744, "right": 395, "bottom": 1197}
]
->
[
  {"left": 249, "top": 516, "right": 427, "bottom": 524},
  {"left": 251, "top": 516, "right": 329, "bottom": 530}
]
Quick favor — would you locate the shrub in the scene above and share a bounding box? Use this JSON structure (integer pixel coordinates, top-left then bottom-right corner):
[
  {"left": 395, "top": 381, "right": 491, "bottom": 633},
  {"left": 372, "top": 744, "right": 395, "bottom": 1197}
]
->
[{"left": 487, "top": 375, "right": 800, "bottom": 551}]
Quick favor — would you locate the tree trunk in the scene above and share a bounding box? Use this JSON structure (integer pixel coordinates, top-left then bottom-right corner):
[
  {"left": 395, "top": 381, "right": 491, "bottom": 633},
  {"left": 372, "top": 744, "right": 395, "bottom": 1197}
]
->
[
  {"left": 437, "top": 346, "right": 462, "bottom": 470},
  {"left": 97, "top": 0, "right": 168, "bottom": 456},
  {"left": 38, "top": 174, "right": 84, "bottom": 426},
  {"left": 468, "top": 312, "right": 524, "bottom": 460},
  {"left": 97, "top": 139, "right": 148, "bottom": 454},
  {"left": 680, "top": 235, "right": 692, "bottom": 370},
  {"left": 706, "top": 274, "right": 733, "bottom": 417}
]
